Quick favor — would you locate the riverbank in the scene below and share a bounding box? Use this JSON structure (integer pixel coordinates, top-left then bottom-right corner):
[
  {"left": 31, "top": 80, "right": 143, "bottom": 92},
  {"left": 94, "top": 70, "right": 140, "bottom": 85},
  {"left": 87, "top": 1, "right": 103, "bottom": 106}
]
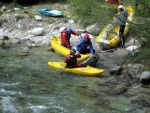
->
[{"left": 0, "top": 2, "right": 150, "bottom": 112}]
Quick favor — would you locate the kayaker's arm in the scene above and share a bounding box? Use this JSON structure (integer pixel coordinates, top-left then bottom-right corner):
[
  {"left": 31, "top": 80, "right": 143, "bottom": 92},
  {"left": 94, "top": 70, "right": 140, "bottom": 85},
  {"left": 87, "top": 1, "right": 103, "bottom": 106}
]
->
[
  {"left": 76, "top": 39, "right": 84, "bottom": 51},
  {"left": 89, "top": 41, "right": 94, "bottom": 54},
  {"left": 75, "top": 54, "right": 81, "bottom": 58},
  {"left": 72, "top": 30, "right": 80, "bottom": 36}
]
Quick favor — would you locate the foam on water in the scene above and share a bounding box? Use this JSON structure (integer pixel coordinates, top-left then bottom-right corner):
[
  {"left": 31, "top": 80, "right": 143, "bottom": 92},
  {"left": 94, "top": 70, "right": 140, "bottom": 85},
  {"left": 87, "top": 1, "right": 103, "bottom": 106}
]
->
[
  {"left": 0, "top": 88, "right": 22, "bottom": 95},
  {"left": 0, "top": 82, "right": 20, "bottom": 87},
  {"left": 26, "top": 102, "right": 67, "bottom": 113},
  {"left": 0, "top": 97, "right": 22, "bottom": 113}
]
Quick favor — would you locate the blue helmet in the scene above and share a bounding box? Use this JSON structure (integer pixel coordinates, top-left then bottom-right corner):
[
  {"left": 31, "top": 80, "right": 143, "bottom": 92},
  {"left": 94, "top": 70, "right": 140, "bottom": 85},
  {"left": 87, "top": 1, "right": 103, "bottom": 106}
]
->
[{"left": 66, "top": 28, "right": 73, "bottom": 34}]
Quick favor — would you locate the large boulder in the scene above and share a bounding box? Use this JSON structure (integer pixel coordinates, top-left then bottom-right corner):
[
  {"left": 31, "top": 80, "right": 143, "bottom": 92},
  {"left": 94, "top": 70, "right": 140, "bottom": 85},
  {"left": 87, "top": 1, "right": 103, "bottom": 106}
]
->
[
  {"left": 140, "top": 71, "right": 150, "bottom": 85},
  {"left": 35, "top": 15, "right": 42, "bottom": 21},
  {"left": 86, "top": 23, "right": 102, "bottom": 36},
  {"left": 31, "top": 28, "right": 45, "bottom": 36},
  {"left": 1, "top": 6, "right": 7, "bottom": 12}
]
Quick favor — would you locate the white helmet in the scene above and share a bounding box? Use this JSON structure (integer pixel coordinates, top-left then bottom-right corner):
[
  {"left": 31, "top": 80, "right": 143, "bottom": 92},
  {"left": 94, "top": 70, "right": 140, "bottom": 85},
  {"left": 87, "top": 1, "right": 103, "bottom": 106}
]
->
[{"left": 118, "top": 5, "right": 124, "bottom": 9}]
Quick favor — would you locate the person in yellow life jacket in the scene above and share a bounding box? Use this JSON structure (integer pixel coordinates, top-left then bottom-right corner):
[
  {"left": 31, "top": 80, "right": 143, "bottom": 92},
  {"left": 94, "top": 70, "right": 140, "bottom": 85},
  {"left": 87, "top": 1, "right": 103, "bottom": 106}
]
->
[{"left": 64, "top": 48, "right": 83, "bottom": 68}]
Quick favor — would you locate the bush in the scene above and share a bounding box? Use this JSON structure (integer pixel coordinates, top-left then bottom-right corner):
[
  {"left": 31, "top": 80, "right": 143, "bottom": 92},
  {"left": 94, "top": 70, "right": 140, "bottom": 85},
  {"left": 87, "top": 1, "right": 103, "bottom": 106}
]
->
[
  {"left": 68, "top": 0, "right": 117, "bottom": 27},
  {"left": 15, "top": 15, "right": 24, "bottom": 21},
  {"left": 123, "top": 0, "right": 150, "bottom": 71},
  {"left": 1, "top": 0, "right": 67, "bottom": 4}
]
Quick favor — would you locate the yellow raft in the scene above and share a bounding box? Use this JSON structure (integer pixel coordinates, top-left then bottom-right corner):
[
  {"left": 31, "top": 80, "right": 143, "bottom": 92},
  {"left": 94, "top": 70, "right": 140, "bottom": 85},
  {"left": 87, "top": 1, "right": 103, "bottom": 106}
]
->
[
  {"left": 96, "top": 6, "right": 134, "bottom": 49},
  {"left": 50, "top": 36, "right": 90, "bottom": 62},
  {"left": 48, "top": 61, "right": 104, "bottom": 76}
]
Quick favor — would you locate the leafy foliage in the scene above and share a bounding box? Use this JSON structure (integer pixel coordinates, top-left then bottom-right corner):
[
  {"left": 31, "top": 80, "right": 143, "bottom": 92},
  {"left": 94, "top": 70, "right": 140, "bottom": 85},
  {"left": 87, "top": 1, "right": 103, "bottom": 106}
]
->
[
  {"left": 68, "top": 0, "right": 117, "bottom": 27},
  {"left": 122, "top": 0, "right": 150, "bottom": 46},
  {"left": 0, "top": 11, "right": 2, "bottom": 16},
  {"left": 15, "top": 15, "right": 24, "bottom": 21},
  {"left": 1, "top": 0, "right": 67, "bottom": 4},
  {"left": 125, "top": 47, "right": 150, "bottom": 70},
  {"left": 124, "top": 0, "right": 150, "bottom": 70}
]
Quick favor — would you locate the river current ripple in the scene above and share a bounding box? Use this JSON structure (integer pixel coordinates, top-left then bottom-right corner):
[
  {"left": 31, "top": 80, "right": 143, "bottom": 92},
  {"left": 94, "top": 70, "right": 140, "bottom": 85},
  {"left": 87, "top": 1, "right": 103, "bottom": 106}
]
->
[{"left": 0, "top": 45, "right": 145, "bottom": 113}]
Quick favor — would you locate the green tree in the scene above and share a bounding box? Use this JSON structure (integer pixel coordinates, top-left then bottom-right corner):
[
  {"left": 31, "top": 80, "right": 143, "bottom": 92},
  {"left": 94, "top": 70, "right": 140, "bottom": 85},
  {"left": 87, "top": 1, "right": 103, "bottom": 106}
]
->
[
  {"left": 133, "top": 0, "right": 150, "bottom": 46},
  {"left": 68, "top": 0, "right": 117, "bottom": 27},
  {"left": 126, "top": 0, "right": 150, "bottom": 70},
  {"left": 68, "top": 0, "right": 150, "bottom": 70},
  {"left": 117, "top": 0, "right": 150, "bottom": 70}
]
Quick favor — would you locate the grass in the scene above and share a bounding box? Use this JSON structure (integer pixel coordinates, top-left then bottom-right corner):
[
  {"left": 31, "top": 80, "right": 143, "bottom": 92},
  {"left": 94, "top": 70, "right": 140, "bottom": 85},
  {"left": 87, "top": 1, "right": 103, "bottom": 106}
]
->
[
  {"left": 15, "top": 15, "right": 24, "bottom": 21},
  {"left": 125, "top": 47, "right": 150, "bottom": 71}
]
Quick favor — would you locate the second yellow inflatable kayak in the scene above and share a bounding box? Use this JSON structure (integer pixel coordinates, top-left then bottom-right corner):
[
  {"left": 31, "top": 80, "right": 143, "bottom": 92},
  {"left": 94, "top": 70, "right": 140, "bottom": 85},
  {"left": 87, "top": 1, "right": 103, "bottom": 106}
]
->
[{"left": 48, "top": 61, "right": 104, "bottom": 76}]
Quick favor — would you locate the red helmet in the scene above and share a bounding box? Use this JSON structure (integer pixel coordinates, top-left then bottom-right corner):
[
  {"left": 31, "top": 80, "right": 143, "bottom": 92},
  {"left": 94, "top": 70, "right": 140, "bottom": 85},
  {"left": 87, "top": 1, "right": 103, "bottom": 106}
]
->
[{"left": 84, "top": 33, "right": 89, "bottom": 40}]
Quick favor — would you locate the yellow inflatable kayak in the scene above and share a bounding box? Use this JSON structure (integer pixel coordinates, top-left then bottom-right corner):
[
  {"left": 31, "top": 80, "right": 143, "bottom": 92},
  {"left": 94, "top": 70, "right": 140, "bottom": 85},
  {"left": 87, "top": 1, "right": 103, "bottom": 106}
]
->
[
  {"left": 50, "top": 36, "right": 90, "bottom": 62},
  {"left": 96, "top": 6, "right": 134, "bottom": 49},
  {"left": 48, "top": 61, "right": 104, "bottom": 76}
]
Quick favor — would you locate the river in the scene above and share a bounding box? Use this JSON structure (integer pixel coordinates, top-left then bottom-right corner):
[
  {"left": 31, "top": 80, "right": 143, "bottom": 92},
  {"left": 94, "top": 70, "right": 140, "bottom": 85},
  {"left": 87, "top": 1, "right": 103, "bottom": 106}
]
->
[{"left": 0, "top": 44, "right": 147, "bottom": 113}]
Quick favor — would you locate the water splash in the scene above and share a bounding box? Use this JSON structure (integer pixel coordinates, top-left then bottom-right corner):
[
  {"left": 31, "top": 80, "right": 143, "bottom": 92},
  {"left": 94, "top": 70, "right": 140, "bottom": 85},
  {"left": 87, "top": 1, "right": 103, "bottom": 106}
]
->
[
  {"left": 0, "top": 88, "right": 22, "bottom": 95},
  {"left": 0, "top": 97, "right": 22, "bottom": 113}
]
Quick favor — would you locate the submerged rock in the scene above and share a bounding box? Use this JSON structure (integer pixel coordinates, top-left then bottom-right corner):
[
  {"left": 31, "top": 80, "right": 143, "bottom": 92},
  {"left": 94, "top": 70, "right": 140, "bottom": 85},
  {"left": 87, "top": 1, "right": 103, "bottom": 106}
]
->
[
  {"left": 131, "top": 94, "right": 150, "bottom": 107},
  {"left": 45, "top": 46, "right": 55, "bottom": 52},
  {"left": 106, "top": 82, "right": 130, "bottom": 95},
  {"left": 16, "top": 51, "right": 29, "bottom": 56}
]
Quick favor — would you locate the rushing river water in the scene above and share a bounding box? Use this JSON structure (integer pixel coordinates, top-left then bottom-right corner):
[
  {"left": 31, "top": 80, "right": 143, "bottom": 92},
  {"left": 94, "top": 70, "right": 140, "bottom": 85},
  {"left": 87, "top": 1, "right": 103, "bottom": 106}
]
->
[{"left": 0, "top": 44, "right": 148, "bottom": 113}]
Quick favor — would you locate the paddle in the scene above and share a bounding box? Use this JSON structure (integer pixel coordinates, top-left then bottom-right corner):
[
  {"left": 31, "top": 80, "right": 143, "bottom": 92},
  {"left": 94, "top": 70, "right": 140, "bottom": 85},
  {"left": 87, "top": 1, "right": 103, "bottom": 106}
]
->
[
  {"left": 69, "top": 21, "right": 82, "bottom": 39},
  {"left": 58, "top": 62, "right": 67, "bottom": 72},
  {"left": 75, "top": 24, "right": 82, "bottom": 39},
  {"left": 56, "top": 68, "right": 65, "bottom": 74},
  {"left": 98, "top": 48, "right": 116, "bottom": 53},
  {"left": 49, "top": 62, "right": 66, "bottom": 73}
]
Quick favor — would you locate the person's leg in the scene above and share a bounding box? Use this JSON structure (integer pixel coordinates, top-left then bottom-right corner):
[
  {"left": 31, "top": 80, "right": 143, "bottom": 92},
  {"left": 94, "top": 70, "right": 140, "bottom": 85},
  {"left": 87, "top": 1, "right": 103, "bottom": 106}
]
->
[
  {"left": 61, "top": 43, "right": 71, "bottom": 49},
  {"left": 86, "top": 49, "right": 95, "bottom": 53},
  {"left": 78, "top": 49, "right": 87, "bottom": 54},
  {"left": 119, "top": 25, "right": 125, "bottom": 48},
  {"left": 93, "top": 49, "right": 95, "bottom": 53},
  {"left": 85, "top": 49, "right": 90, "bottom": 54},
  {"left": 75, "top": 62, "right": 83, "bottom": 67},
  {"left": 79, "top": 49, "right": 95, "bottom": 54}
]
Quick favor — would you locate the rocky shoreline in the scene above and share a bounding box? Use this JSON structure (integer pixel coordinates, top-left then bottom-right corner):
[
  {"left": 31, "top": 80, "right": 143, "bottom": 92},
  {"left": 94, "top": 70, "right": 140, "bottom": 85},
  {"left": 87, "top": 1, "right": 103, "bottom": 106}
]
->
[{"left": 0, "top": 4, "right": 150, "bottom": 109}]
